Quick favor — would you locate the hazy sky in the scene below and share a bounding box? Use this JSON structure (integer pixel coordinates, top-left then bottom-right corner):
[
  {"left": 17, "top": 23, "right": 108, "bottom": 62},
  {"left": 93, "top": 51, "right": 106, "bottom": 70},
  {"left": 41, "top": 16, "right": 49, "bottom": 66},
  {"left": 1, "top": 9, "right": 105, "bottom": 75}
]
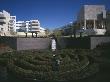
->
[{"left": 0, "top": 0, "right": 110, "bottom": 29}]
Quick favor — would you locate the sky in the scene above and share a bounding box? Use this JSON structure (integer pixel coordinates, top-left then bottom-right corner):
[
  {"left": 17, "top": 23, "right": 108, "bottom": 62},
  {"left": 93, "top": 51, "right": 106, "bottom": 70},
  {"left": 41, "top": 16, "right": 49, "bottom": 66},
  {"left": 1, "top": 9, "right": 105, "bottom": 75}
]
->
[{"left": 0, "top": 0, "right": 110, "bottom": 29}]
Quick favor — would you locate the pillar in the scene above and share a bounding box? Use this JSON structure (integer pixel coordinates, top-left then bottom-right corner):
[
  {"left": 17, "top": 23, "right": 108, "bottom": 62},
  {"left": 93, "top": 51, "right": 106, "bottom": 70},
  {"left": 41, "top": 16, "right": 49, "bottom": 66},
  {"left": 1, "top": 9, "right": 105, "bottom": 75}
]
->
[
  {"left": 94, "top": 19, "right": 96, "bottom": 29},
  {"left": 35, "top": 32, "right": 38, "bottom": 38},
  {"left": 25, "top": 33, "right": 27, "bottom": 37},
  {"left": 32, "top": 32, "right": 34, "bottom": 37},
  {"left": 84, "top": 19, "right": 86, "bottom": 29}
]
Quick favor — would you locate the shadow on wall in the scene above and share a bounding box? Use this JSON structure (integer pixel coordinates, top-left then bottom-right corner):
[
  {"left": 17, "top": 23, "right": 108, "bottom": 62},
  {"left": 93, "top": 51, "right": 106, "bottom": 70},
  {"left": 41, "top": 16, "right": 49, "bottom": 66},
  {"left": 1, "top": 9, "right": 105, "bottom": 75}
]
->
[
  {"left": 0, "top": 37, "right": 51, "bottom": 51},
  {"left": 57, "top": 36, "right": 110, "bottom": 49},
  {"left": 57, "top": 37, "right": 90, "bottom": 49}
]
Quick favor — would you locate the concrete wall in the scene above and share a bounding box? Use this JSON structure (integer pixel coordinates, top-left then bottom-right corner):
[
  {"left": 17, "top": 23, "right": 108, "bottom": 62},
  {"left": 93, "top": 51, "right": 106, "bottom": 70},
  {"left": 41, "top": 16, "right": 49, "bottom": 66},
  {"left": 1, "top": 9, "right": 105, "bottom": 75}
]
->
[
  {"left": 84, "top": 5, "right": 106, "bottom": 20},
  {"left": 0, "top": 37, "right": 50, "bottom": 51},
  {"left": 90, "top": 36, "right": 110, "bottom": 49},
  {"left": 78, "top": 5, "right": 106, "bottom": 21},
  {"left": 0, "top": 37, "right": 17, "bottom": 49},
  {"left": 57, "top": 37, "right": 90, "bottom": 49},
  {"left": 17, "top": 38, "right": 50, "bottom": 50},
  {"left": 1, "top": 36, "right": 110, "bottom": 50},
  {"left": 57, "top": 36, "right": 110, "bottom": 49}
]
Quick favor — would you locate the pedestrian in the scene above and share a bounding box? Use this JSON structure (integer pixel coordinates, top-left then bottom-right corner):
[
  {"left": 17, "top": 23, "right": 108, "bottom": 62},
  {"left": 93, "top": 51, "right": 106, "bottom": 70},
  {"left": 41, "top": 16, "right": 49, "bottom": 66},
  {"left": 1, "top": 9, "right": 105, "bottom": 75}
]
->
[{"left": 51, "top": 34, "right": 57, "bottom": 52}]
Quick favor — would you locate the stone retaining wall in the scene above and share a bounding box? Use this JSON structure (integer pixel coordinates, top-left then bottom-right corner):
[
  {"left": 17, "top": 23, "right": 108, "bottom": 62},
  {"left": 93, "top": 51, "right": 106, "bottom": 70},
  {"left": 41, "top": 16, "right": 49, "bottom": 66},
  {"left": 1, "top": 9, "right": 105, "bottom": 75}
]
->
[
  {"left": 0, "top": 37, "right": 50, "bottom": 51},
  {"left": 90, "top": 36, "right": 110, "bottom": 49},
  {"left": 57, "top": 36, "right": 110, "bottom": 49},
  {"left": 17, "top": 38, "right": 50, "bottom": 50},
  {"left": 0, "top": 36, "right": 110, "bottom": 50}
]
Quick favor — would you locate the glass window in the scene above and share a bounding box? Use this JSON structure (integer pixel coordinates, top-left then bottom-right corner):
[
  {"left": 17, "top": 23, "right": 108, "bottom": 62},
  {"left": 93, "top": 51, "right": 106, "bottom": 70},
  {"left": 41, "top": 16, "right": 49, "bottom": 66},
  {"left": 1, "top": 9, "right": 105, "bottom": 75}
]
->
[{"left": 0, "top": 17, "right": 6, "bottom": 19}]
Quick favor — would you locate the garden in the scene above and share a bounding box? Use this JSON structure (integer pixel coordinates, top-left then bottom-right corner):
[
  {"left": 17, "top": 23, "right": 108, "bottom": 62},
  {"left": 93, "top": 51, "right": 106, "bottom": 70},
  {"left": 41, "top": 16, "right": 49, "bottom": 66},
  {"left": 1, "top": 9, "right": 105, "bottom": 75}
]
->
[{"left": 0, "top": 48, "right": 100, "bottom": 81}]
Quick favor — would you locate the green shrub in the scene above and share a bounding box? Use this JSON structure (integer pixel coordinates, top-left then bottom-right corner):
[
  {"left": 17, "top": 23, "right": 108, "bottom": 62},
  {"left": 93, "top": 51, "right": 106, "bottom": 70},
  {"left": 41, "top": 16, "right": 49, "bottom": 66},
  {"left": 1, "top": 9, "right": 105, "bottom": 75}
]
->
[
  {"left": 0, "top": 49, "right": 100, "bottom": 80},
  {"left": 0, "top": 58, "right": 9, "bottom": 66}
]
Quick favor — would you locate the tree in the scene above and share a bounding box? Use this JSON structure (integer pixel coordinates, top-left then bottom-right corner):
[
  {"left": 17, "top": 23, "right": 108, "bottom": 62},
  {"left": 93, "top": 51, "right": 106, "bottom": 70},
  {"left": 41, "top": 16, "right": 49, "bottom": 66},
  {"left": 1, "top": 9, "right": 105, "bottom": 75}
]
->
[
  {"left": 45, "top": 28, "right": 50, "bottom": 37},
  {"left": 53, "top": 29, "right": 63, "bottom": 37},
  {"left": 73, "top": 22, "right": 80, "bottom": 38}
]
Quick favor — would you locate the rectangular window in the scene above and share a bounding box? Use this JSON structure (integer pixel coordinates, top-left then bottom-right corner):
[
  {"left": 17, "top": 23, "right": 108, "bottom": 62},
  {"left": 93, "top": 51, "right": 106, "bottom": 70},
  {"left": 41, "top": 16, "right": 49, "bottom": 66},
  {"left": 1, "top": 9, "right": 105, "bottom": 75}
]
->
[
  {"left": 0, "top": 17, "right": 6, "bottom": 19},
  {"left": 1, "top": 28, "right": 3, "bottom": 31}
]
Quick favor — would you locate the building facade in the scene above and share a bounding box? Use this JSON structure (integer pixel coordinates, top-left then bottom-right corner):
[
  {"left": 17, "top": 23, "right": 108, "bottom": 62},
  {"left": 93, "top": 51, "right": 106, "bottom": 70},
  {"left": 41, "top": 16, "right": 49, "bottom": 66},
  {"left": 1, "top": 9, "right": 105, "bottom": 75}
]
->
[
  {"left": 106, "top": 11, "right": 110, "bottom": 34},
  {"left": 29, "top": 20, "right": 40, "bottom": 32},
  {"left": 77, "top": 5, "right": 106, "bottom": 35},
  {"left": 0, "top": 10, "right": 46, "bottom": 37},
  {"left": 16, "top": 21, "right": 26, "bottom": 32},
  {"left": 16, "top": 20, "right": 46, "bottom": 37},
  {"left": 9, "top": 16, "right": 16, "bottom": 32},
  {"left": 16, "top": 20, "right": 45, "bottom": 33},
  {"left": 0, "top": 10, "right": 16, "bottom": 36}
]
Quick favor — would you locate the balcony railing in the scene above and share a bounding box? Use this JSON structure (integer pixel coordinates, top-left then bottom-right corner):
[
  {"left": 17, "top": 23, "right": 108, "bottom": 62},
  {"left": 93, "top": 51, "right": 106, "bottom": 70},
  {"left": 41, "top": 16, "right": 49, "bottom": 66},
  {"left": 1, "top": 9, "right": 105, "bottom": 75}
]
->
[
  {"left": 31, "top": 26, "right": 40, "bottom": 28},
  {"left": 31, "top": 24, "right": 39, "bottom": 26},
  {"left": 0, "top": 14, "right": 6, "bottom": 18},
  {"left": 0, "top": 19, "right": 6, "bottom": 23},
  {"left": 85, "top": 28, "right": 106, "bottom": 35}
]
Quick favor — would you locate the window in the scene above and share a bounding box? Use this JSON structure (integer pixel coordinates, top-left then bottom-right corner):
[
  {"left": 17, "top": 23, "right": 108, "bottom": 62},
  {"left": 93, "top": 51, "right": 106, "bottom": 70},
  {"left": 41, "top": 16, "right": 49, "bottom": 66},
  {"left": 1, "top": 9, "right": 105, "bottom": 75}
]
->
[
  {"left": 12, "top": 17, "right": 15, "bottom": 19},
  {"left": 32, "top": 24, "right": 39, "bottom": 26},
  {"left": 1, "top": 28, "right": 3, "bottom": 31},
  {"left": 0, "top": 17, "right": 6, "bottom": 19},
  {"left": 0, "top": 22, "right": 6, "bottom": 25}
]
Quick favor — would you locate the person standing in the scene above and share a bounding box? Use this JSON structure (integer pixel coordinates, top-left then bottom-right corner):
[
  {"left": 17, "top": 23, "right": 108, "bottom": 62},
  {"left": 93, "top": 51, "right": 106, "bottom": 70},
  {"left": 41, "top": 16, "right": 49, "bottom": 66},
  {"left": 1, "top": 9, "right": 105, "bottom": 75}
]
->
[
  {"left": 51, "top": 38, "right": 56, "bottom": 52},
  {"left": 51, "top": 34, "right": 57, "bottom": 52}
]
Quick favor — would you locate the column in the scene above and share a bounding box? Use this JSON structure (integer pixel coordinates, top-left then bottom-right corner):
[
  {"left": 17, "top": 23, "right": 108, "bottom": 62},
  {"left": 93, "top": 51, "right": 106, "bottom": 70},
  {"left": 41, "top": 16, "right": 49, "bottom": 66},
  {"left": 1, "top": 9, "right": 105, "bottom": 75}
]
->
[
  {"left": 25, "top": 33, "right": 27, "bottom": 37},
  {"left": 35, "top": 32, "right": 38, "bottom": 38},
  {"left": 94, "top": 19, "right": 96, "bottom": 29},
  {"left": 84, "top": 19, "right": 86, "bottom": 29},
  {"left": 32, "top": 32, "right": 34, "bottom": 37}
]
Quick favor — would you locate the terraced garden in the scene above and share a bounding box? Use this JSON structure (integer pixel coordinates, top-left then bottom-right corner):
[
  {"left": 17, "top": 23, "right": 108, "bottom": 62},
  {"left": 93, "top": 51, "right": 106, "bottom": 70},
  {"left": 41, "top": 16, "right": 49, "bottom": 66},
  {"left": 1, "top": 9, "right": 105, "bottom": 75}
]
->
[{"left": 0, "top": 49, "right": 99, "bottom": 81}]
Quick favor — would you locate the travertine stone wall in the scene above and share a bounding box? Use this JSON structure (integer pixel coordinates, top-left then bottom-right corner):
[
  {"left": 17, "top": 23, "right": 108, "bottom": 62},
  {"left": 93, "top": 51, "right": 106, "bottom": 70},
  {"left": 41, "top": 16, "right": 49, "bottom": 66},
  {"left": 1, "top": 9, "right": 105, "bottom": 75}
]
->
[
  {"left": 90, "top": 36, "right": 110, "bottom": 49},
  {"left": 17, "top": 38, "right": 50, "bottom": 50}
]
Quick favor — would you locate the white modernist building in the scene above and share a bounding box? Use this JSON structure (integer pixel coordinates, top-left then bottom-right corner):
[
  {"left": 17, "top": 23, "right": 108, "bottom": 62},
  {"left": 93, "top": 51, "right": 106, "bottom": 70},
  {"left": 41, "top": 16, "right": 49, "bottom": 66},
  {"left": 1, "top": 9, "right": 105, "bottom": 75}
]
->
[
  {"left": 16, "top": 20, "right": 46, "bottom": 37},
  {"left": 9, "top": 16, "right": 16, "bottom": 32},
  {"left": 77, "top": 5, "right": 106, "bottom": 35},
  {"left": 0, "top": 10, "right": 46, "bottom": 37},
  {"left": 0, "top": 10, "right": 16, "bottom": 36},
  {"left": 16, "top": 21, "right": 26, "bottom": 32},
  {"left": 29, "top": 20, "right": 40, "bottom": 32}
]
